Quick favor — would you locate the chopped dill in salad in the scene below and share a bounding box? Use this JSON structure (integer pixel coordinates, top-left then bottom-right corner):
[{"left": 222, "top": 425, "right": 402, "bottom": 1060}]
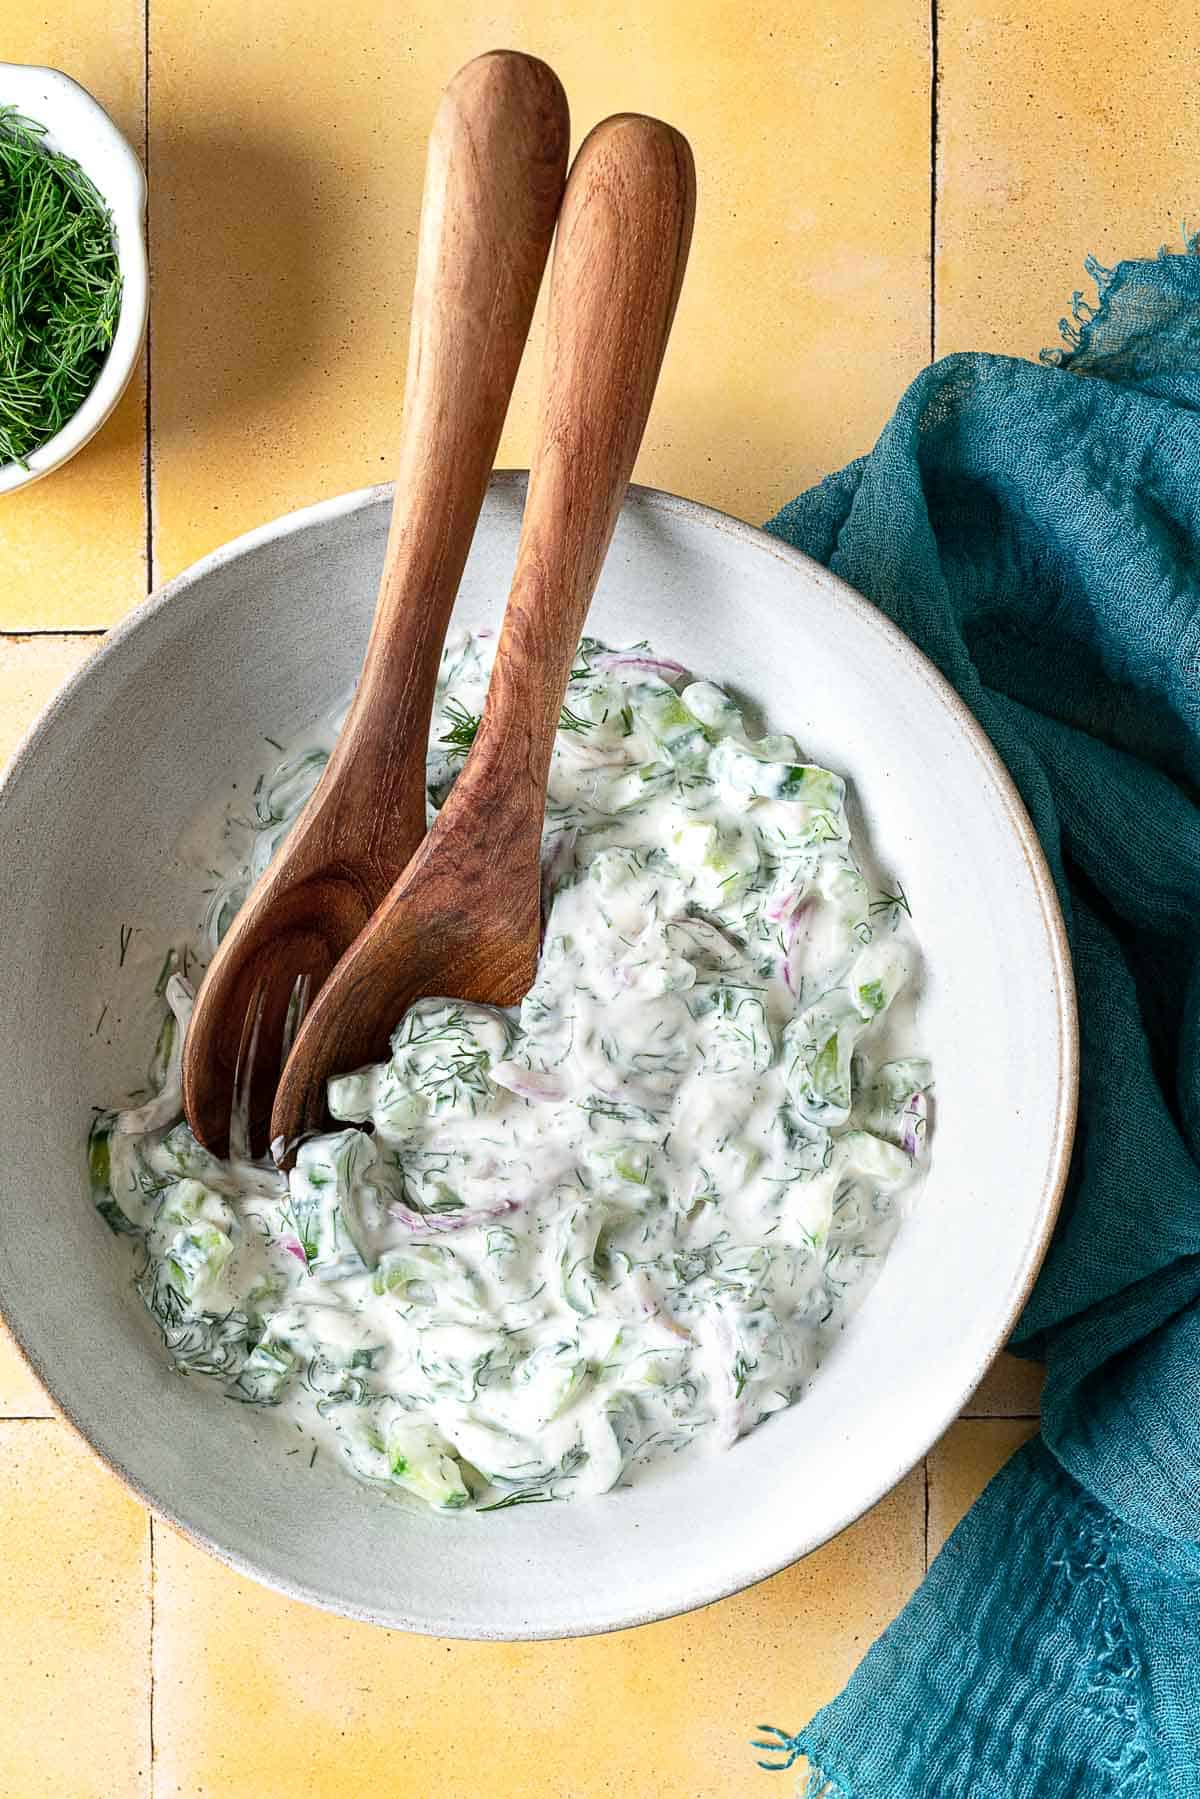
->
[{"left": 90, "top": 631, "right": 932, "bottom": 1512}]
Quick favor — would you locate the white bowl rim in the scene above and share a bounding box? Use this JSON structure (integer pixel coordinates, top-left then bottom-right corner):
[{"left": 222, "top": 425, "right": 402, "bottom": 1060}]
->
[
  {"left": 0, "top": 476, "right": 1079, "bottom": 1635},
  {"left": 0, "top": 63, "right": 148, "bottom": 496}
]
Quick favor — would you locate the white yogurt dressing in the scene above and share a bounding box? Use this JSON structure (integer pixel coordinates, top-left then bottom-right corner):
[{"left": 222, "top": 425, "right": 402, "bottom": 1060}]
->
[{"left": 91, "top": 631, "right": 932, "bottom": 1512}]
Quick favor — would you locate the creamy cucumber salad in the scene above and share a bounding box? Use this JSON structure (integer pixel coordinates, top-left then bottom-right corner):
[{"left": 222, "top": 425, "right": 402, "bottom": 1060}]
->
[{"left": 90, "top": 631, "right": 931, "bottom": 1513}]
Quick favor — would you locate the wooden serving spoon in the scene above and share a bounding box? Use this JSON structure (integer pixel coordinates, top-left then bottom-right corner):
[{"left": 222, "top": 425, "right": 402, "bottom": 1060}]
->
[
  {"left": 182, "top": 51, "right": 569, "bottom": 1156},
  {"left": 270, "top": 111, "right": 696, "bottom": 1163}
]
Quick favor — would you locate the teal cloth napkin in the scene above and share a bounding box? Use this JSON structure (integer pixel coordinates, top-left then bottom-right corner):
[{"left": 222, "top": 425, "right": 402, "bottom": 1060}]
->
[{"left": 754, "top": 245, "right": 1200, "bottom": 1796}]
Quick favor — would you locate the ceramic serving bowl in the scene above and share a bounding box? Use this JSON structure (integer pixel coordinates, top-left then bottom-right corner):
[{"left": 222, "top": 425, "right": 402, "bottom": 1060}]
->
[
  {"left": 0, "top": 64, "right": 148, "bottom": 496},
  {"left": 0, "top": 477, "right": 1076, "bottom": 1638}
]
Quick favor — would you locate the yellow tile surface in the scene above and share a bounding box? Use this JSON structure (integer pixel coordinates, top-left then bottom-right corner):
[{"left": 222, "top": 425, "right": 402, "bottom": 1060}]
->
[
  {"left": 150, "top": 0, "right": 930, "bottom": 582},
  {"left": 153, "top": 1467, "right": 923, "bottom": 1799},
  {"left": 961, "top": 1349, "right": 1044, "bottom": 1418},
  {"left": 1, "top": 13, "right": 147, "bottom": 628},
  {"left": 0, "top": 1420, "right": 150, "bottom": 1797},
  {"left": 938, "top": 0, "right": 1200, "bottom": 358},
  {"left": 0, "top": 633, "right": 98, "bottom": 762},
  {"left": 927, "top": 1419, "right": 1040, "bottom": 1558},
  {"left": 0, "top": 1320, "right": 52, "bottom": 1417}
]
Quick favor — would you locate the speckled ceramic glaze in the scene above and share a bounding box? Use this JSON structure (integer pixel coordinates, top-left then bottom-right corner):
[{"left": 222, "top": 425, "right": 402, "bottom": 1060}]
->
[
  {"left": 0, "top": 63, "right": 147, "bottom": 495},
  {"left": 0, "top": 478, "right": 1076, "bottom": 1638}
]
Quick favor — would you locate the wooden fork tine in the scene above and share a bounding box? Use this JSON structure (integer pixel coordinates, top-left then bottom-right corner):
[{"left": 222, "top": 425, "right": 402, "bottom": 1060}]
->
[
  {"left": 279, "top": 971, "right": 312, "bottom": 1074},
  {"left": 228, "top": 979, "right": 267, "bottom": 1164}
]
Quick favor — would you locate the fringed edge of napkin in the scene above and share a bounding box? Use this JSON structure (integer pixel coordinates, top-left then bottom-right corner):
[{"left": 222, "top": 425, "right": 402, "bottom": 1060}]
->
[{"left": 1041, "top": 222, "right": 1200, "bottom": 367}]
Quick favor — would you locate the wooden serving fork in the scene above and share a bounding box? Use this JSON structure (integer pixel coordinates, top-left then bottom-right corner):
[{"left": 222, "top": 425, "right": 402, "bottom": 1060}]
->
[
  {"left": 270, "top": 111, "right": 695, "bottom": 1162},
  {"left": 182, "top": 51, "right": 569, "bottom": 1155}
]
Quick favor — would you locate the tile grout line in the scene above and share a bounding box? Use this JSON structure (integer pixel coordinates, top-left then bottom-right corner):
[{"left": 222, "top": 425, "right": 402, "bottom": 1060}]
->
[
  {"left": 143, "top": 10, "right": 157, "bottom": 1789},
  {"left": 142, "top": 1, "right": 157, "bottom": 1778},
  {"left": 148, "top": 1517, "right": 157, "bottom": 1798},
  {"left": 143, "top": 0, "right": 156, "bottom": 602},
  {"left": 929, "top": 0, "right": 939, "bottom": 363},
  {"left": 960, "top": 1411, "right": 1041, "bottom": 1421},
  {"left": 143, "top": 3, "right": 161, "bottom": 1784}
]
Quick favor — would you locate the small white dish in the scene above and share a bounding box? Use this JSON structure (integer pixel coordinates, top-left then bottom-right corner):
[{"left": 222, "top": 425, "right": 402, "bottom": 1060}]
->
[
  {"left": 0, "top": 64, "right": 148, "bottom": 496},
  {"left": 0, "top": 478, "right": 1077, "bottom": 1637}
]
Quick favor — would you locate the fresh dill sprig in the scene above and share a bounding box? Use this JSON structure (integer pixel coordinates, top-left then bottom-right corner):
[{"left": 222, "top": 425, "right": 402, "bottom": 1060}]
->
[
  {"left": 439, "top": 698, "right": 480, "bottom": 757},
  {"left": 869, "top": 883, "right": 912, "bottom": 923},
  {"left": 0, "top": 108, "right": 123, "bottom": 467},
  {"left": 557, "top": 704, "right": 593, "bottom": 734},
  {"left": 440, "top": 697, "right": 593, "bottom": 755},
  {"left": 476, "top": 1488, "right": 556, "bottom": 1512}
]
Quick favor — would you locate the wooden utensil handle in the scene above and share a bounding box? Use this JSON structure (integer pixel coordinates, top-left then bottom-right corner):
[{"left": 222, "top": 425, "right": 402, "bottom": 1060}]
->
[
  {"left": 467, "top": 113, "right": 695, "bottom": 794},
  {"left": 329, "top": 51, "right": 569, "bottom": 851}
]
